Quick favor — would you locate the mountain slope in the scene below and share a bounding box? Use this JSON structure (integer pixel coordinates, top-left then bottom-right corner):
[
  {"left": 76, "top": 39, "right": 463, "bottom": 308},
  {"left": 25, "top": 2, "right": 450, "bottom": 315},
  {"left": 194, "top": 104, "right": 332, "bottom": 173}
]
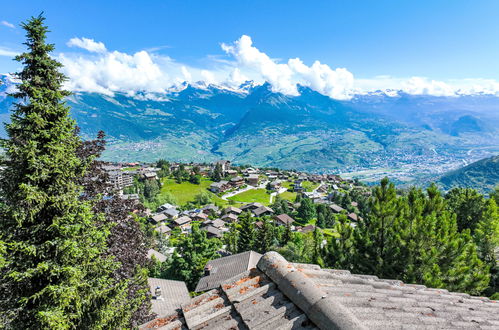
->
[
  {"left": 2, "top": 74, "right": 499, "bottom": 180},
  {"left": 438, "top": 155, "right": 499, "bottom": 192}
]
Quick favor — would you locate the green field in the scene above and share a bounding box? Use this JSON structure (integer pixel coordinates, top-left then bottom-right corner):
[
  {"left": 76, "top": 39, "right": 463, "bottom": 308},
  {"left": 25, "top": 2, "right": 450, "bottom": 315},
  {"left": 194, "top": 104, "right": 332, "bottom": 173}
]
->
[
  {"left": 301, "top": 181, "right": 320, "bottom": 192},
  {"left": 281, "top": 181, "right": 293, "bottom": 189},
  {"left": 228, "top": 189, "right": 271, "bottom": 205},
  {"left": 279, "top": 191, "right": 297, "bottom": 202},
  {"left": 160, "top": 178, "right": 226, "bottom": 206}
]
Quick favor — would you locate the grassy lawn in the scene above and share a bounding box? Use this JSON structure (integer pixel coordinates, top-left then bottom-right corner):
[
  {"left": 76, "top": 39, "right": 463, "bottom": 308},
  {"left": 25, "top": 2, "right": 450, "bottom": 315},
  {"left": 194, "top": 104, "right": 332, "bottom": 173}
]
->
[
  {"left": 228, "top": 188, "right": 271, "bottom": 206},
  {"left": 160, "top": 178, "right": 226, "bottom": 206},
  {"left": 281, "top": 181, "right": 293, "bottom": 189},
  {"left": 279, "top": 190, "right": 297, "bottom": 202},
  {"left": 301, "top": 180, "right": 320, "bottom": 192},
  {"left": 122, "top": 166, "right": 140, "bottom": 171},
  {"left": 322, "top": 228, "right": 340, "bottom": 238}
]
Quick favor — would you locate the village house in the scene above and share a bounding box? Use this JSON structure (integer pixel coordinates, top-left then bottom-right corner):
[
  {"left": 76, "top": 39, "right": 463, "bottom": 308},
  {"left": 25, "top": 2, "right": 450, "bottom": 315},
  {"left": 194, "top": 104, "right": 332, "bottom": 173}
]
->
[
  {"left": 149, "top": 213, "right": 167, "bottom": 225},
  {"left": 202, "top": 225, "right": 222, "bottom": 239},
  {"left": 245, "top": 174, "right": 259, "bottom": 186},
  {"left": 191, "top": 212, "right": 208, "bottom": 221},
  {"left": 201, "top": 204, "right": 219, "bottom": 214},
  {"left": 274, "top": 213, "right": 295, "bottom": 226},
  {"left": 209, "top": 180, "right": 230, "bottom": 193},
  {"left": 221, "top": 213, "right": 238, "bottom": 223},
  {"left": 348, "top": 212, "right": 362, "bottom": 222},
  {"left": 229, "top": 176, "right": 245, "bottom": 188},
  {"left": 171, "top": 215, "right": 192, "bottom": 229},
  {"left": 223, "top": 206, "right": 242, "bottom": 215},
  {"left": 154, "top": 224, "right": 171, "bottom": 236},
  {"left": 252, "top": 205, "right": 274, "bottom": 217},
  {"left": 267, "top": 180, "right": 281, "bottom": 191},
  {"left": 161, "top": 208, "right": 179, "bottom": 220},
  {"left": 240, "top": 202, "right": 264, "bottom": 212}
]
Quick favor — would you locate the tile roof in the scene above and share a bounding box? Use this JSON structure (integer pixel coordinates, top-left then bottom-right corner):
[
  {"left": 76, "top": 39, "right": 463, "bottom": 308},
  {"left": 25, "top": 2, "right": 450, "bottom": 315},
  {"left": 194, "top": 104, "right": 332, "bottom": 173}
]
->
[
  {"left": 224, "top": 206, "right": 243, "bottom": 214},
  {"left": 194, "top": 251, "right": 263, "bottom": 293},
  {"left": 147, "top": 278, "right": 191, "bottom": 318},
  {"left": 174, "top": 216, "right": 192, "bottom": 226},
  {"left": 141, "top": 252, "right": 499, "bottom": 330},
  {"left": 252, "top": 206, "right": 274, "bottom": 217},
  {"left": 274, "top": 213, "right": 294, "bottom": 226}
]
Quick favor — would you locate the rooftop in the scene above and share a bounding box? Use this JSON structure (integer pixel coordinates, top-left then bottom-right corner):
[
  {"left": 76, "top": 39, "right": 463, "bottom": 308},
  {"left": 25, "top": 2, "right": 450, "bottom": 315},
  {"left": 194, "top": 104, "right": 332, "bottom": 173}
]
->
[
  {"left": 147, "top": 278, "right": 190, "bottom": 318},
  {"left": 142, "top": 252, "right": 499, "bottom": 330},
  {"left": 194, "top": 251, "right": 263, "bottom": 293}
]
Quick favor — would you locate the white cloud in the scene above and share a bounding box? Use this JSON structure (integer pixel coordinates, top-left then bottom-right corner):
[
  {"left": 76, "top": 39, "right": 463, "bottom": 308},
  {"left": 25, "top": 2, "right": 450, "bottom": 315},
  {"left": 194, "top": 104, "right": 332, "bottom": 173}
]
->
[
  {"left": 67, "top": 37, "right": 107, "bottom": 53},
  {"left": 221, "top": 35, "right": 354, "bottom": 99},
  {"left": 54, "top": 34, "right": 499, "bottom": 99},
  {"left": 0, "top": 47, "right": 18, "bottom": 57},
  {"left": 1, "top": 21, "right": 15, "bottom": 29}
]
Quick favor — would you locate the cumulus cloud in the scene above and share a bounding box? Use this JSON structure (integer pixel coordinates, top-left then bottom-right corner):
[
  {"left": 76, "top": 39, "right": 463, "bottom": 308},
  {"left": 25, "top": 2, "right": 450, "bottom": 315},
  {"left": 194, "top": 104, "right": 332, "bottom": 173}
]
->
[
  {"left": 54, "top": 34, "right": 499, "bottom": 99},
  {"left": 221, "top": 35, "right": 354, "bottom": 99},
  {"left": 67, "top": 37, "right": 107, "bottom": 53},
  {"left": 1, "top": 21, "right": 15, "bottom": 29}
]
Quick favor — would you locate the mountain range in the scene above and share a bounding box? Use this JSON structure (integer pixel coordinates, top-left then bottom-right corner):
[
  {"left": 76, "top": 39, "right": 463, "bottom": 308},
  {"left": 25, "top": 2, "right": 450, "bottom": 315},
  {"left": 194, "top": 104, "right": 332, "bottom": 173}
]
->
[{"left": 1, "top": 74, "right": 499, "bottom": 184}]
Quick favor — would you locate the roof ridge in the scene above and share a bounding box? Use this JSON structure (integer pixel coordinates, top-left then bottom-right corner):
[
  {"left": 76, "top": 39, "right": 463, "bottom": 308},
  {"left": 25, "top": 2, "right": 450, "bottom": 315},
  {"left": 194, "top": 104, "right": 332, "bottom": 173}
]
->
[{"left": 257, "top": 252, "right": 366, "bottom": 330}]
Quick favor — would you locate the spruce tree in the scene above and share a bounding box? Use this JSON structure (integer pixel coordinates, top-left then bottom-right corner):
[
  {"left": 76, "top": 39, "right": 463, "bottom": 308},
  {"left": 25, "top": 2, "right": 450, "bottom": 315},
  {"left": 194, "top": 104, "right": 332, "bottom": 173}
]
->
[
  {"left": 0, "top": 15, "right": 128, "bottom": 329},
  {"left": 237, "top": 212, "right": 255, "bottom": 252},
  {"left": 297, "top": 197, "right": 315, "bottom": 222}
]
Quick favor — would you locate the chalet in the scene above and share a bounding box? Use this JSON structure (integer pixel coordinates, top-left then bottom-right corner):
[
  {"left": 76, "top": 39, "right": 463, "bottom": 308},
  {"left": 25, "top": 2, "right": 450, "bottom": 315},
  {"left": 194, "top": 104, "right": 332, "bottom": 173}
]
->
[
  {"left": 142, "top": 172, "right": 158, "bottom": 181},
  {"left": 223, "top": 206, "right": 242, "bottom": 215},
  {"left": 229, "top": 176, "right": 245, "bottom": 187},
  {"left": 240, "top": 202, "right": 263, "bottom": 212},
  {"left": 268, "top": 181, "right": 281, "bottom": 191},
  {"left": 252, "top": 206, "right": 274, "bottom": 217},
  {"left": 161, "top": 208, "right": 179, "bottom": 220},
  {"left": 221, "top": 213, "right": 238, "bottom": 223},
  {"left": 210, "top": 219, "right": 226, "bottom": 229},
  {"left": 300, "top": 224, "right": 316, "bottom": 233},
  {"left": 203, "top": 225, "right": 222, "bottom": 239},
  {"left": 172, "top": 216, "right": 192, "bottom": 228},
  {"left": 225, "top": 169, "right": 238, "bottom": 176},
  {"left": 149, "top": 213, "right": 167, "bottom": 225},
  {"left": 154, "top": 224, "right": 171, "bottom": 235},
  {"left": 158, "top": 203, "right": 176, "bottom": 212},
  {"left": 330, "top": 204, "right": 345, "bottom": 213},
  {"left": 191, "top": 212, "right": 208, "bottom": 221},
  {"left": 274, "top": 213, "right": 294, "bottom": 226},
  {"left": 246, "top": 174, "right": 259, "bottom": 186},
  {"left": 209, "top": 180, "right": 230, "bottom": 193},
  {"left": 201, "top": 204, "right": 219, "bottom": 214}
]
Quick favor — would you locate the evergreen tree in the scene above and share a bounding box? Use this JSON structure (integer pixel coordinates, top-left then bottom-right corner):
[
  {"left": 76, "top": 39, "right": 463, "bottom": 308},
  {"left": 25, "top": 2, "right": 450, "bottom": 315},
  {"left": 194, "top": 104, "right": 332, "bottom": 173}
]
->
[
  {"left": 0, "top": 15, "right": 128, "bottom": 329},
  {"left": 237, "top": 212, "right": 255, "bottom": 252},
  {"left": 445, "top": 188, "right": 486, "bottom": 232},
  {"left": 327, "top": 214, "right": 355, "bottom": 270},
  {"left": 255, "top": 218, "right": 273, "bottom": 253},
  {"left": 297, "top": 197, "right": 315, "bottom": 222},
  {"left": 211, "top": 163, "right": 223, "bottom": 182},
  {"left": 474, "top": 199, "right": 499, "bottom": 296},
  {"left": 312, "top": 227, "right": 325, "bottom": 267},
  {"left": 351, "top": 178, "right": 406, "bottom": 278}
]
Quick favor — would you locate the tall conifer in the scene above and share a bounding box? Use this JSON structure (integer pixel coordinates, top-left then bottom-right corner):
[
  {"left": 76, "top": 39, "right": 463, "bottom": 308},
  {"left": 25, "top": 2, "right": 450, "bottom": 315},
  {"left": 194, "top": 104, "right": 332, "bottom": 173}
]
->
[{"left": 0, "top": 15, "right": 128, "bottom": 329}]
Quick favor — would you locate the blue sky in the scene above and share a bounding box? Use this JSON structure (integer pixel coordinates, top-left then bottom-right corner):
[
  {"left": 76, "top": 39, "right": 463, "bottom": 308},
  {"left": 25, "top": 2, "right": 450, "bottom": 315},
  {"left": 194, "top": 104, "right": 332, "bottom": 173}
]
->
[{"left": 2, "top": 0, "right": 499, "bottom": 98}]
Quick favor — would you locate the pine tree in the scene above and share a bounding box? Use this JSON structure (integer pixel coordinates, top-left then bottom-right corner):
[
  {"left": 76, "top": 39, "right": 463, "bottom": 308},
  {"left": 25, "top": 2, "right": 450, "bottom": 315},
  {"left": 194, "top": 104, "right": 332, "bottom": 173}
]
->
[
  {"left": 351, "top": 178, "right": 406, "bottom": 278},
  {"left": 473, "top": 199, "right": 499, "bottom": 296},
  {"left": 445, "top": 187, "right": 486, "bottom": 232},
  {"left": 0, "top": 15, "right": 128, "bottom": 329},
  {"left": 237, "top": 212, "right": 255, "bottom": 252}
]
